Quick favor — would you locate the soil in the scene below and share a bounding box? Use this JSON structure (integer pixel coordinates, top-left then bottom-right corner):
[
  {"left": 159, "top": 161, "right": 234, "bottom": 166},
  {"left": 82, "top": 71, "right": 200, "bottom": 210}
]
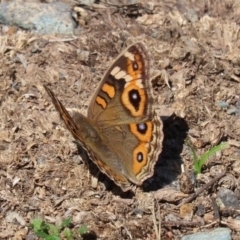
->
[{"left": 0, "top": 0, "right": 240, "bottom": 239}]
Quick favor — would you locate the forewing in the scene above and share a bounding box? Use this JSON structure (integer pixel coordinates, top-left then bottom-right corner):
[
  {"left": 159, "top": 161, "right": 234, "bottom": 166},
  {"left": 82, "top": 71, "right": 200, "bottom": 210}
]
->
[{"left": 87, "top": 42, "right": 154, "bottom": 126}]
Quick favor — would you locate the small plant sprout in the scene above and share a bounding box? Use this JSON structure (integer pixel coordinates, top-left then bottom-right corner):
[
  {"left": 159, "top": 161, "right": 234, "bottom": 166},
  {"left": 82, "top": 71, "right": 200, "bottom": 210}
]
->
[
  {"left": 186, "top": 141, "right": 228, "bottom": 174},
  {"left": 30, "top": 218, "right": 88, "bottom": 240}
]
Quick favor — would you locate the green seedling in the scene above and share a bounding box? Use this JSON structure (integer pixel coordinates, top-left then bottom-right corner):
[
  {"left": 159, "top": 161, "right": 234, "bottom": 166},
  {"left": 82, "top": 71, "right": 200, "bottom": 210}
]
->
[
  {"left": 186, "top": 141, "right": 228, "bottom": 174},
  {"left": 78, "top": 225, "right": 88, "bottom": 235},
  {"left": 30, "top": 218, "right": 88, "bottom": 240}
]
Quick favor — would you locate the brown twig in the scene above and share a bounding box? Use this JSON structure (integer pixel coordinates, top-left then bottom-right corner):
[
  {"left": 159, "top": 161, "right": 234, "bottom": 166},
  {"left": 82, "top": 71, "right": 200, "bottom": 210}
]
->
[
  {"left": 161, "top": 220, "right": 203, "bottom": 227},
  {"left": 178, "top": 170, "right": 226, "bottom": 207}
]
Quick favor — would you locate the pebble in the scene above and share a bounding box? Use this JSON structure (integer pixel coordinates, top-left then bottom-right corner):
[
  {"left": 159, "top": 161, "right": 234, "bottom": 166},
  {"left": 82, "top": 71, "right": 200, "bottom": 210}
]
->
[
  {"left": 0, "top": 2, "right": 76, "bottom": 35},
  {"left": 182, "top": 227, "right": 231, "bottom": 240},
  {"left": 227, "top": 107, "right": 240, "bottom": 115},
  {"left": 216, "top": 101, "right": 229, "bottom": 109},
  {"left": 218, "top": 188, "right": 240, "bottom": 208}
]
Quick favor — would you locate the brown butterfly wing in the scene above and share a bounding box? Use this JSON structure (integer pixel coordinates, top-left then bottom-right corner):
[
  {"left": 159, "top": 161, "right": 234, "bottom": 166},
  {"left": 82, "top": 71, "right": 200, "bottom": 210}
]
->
[
  {"left": 88, "top": 42, "right": 154, "bottom": 126},
  {"left": 86, "top": 43, "right": 163, "bottom": 188},
  {"left": 44, "top": 85, "right": 84, "bottom": 142},
  {"left": 44, "top": 85, "right": 132, "bottom": 191}
]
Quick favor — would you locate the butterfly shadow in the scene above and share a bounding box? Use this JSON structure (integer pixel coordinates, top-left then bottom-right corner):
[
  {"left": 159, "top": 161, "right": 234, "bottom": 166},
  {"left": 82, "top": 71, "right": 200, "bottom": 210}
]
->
[{"left": 142, "top": 114, "right": 189, "bottom": 192}]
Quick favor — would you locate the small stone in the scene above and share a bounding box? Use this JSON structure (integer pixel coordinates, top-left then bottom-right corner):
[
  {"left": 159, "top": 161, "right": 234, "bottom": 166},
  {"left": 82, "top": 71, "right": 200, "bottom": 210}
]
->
[
  {"left": 227, "top": 108, "right": 240, "bottom": 115},
  {"left": 216, "top": 101, "right": 229, "bottom": 109},
  {"left": 218, "top": 188, "right": 240, "bottom": 208},
  {"left": 132, "top": 208, "right": 144, "bottom": 218},
  {"left": 182, "top": 227, "right": 231, "bottom": 240},
  {"left": 0, "top": 2, "right": 76, "bottom": 35},
  {"left": 195, "top": 204, "right": 206, "bottom": 217},
  {"left": 185, "top": 9, "right": 199, "bottom": 23}
]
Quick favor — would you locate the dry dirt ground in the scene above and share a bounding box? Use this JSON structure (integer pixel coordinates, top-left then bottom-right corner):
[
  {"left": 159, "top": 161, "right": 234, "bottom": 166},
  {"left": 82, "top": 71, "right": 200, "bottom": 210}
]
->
[{"left": 1, "top": 0, "right": 240, "bottom": 239}]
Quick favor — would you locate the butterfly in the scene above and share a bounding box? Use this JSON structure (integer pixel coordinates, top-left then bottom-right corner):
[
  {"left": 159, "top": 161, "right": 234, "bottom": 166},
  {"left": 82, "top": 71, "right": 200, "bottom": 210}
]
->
[{"left": 44, "top": 42, "right": 163, "bottom": 191}]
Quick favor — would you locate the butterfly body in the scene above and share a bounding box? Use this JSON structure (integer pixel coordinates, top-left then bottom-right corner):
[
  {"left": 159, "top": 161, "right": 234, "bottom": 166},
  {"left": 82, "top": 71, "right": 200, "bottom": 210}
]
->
[{"left": 44, "top": 42, "right": 163, "bottom": 191}]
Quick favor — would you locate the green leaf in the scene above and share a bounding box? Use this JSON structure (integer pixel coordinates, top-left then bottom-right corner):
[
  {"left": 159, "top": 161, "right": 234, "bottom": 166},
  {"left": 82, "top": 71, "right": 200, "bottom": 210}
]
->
[
  {"left": 198, "top": 142, "right": 228, "bottom": 171},
  {"left": 186, "top": 141, "right": 228, "bottom": 174},
  {"left": 78, "top": 225, "right": 88, "bottom": 235},
  {"left": 48, "top": 223, "right": 60, "bottom": 236},
  {"left": 185, "top": 141, "right": 200, "bottom": 174},
  {"left": 45, "top": 236, "right": 61, "bottom": 240},
  {"left": 60, "top": 218, "right": 72, "bottom": 229},
  {"left": 30, "top": 219, "right": 52, "bottom": 236},
  {"left": 35, "top": 230, "right": 50, "bottom": 238},
  {"left": 30, "top": 219, "right": 43, "bottom": 232},
  {"left": 191, "top": 146, "right": 200, "bottom": 173},
  {"left": 30, "top": 218, "right": 87, "bottom": 240},
  {"left": 63, "top": 228, "right": 73, "bottom": 239}
]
